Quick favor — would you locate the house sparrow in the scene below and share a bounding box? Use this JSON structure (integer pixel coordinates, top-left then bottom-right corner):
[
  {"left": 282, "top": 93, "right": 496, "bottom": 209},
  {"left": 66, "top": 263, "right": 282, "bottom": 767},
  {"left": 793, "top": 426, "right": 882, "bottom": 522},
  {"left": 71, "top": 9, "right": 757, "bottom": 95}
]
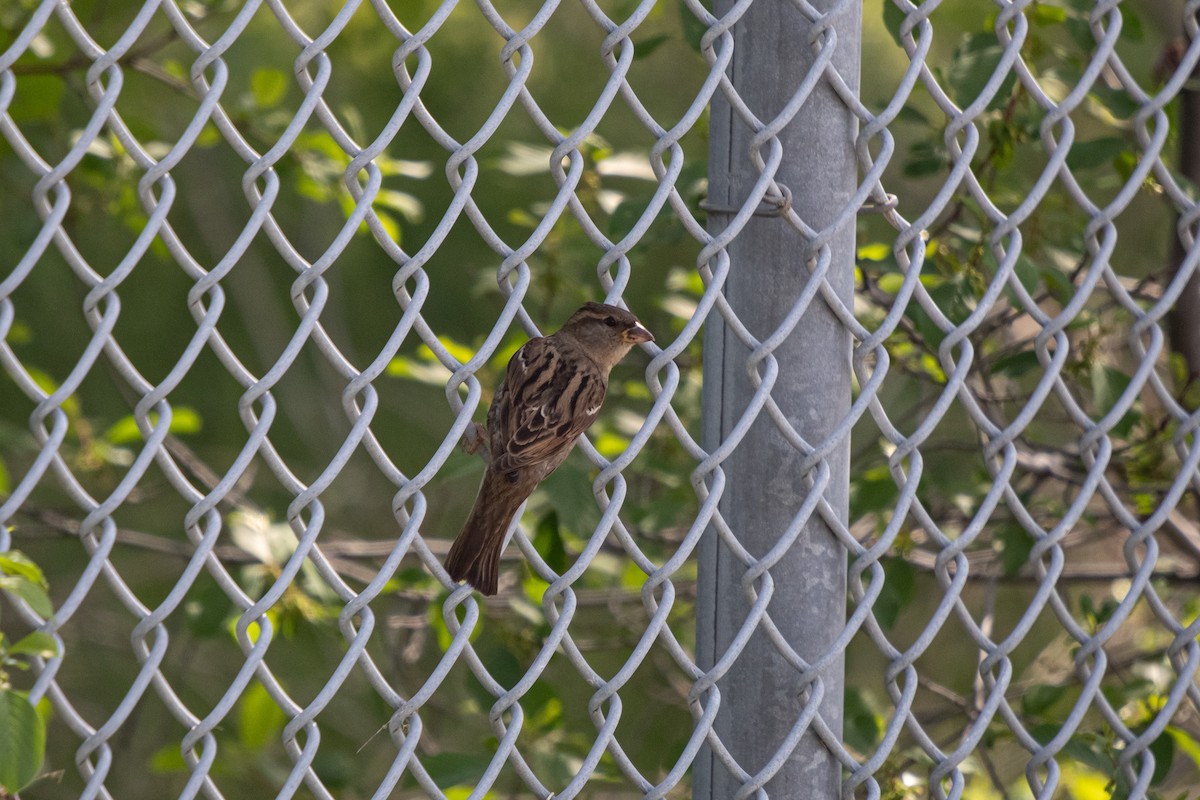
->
[{"left": 444, "top": 302, "right": 655, "bottom": 595}]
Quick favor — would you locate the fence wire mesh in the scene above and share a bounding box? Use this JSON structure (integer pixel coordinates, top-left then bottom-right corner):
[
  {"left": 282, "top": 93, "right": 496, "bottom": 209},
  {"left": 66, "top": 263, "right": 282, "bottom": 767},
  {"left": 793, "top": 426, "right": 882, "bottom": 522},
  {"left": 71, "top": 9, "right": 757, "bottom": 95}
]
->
[{"left": 1, "top": 0, "right": 1199, "bottom": 797}]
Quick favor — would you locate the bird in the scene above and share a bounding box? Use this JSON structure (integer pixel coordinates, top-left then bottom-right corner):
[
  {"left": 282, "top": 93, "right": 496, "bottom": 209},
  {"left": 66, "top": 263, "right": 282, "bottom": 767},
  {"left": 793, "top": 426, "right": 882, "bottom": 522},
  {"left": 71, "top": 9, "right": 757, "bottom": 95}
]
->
[{"left": 444, "top": 302, "right": 655, "bottom": 595}]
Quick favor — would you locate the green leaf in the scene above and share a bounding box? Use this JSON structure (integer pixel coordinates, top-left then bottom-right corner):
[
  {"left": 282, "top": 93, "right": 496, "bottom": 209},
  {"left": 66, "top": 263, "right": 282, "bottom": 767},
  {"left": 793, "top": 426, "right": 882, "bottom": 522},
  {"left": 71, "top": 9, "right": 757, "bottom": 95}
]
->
[
  {"left": 250, "top": 68, "right": 288, "bottom": 108},
  {"left": 1113, "top": 149, "right": 1138, "bottom": 183},
  {"left": 103, "top": 407, "right": 203, "bottom": 445},
  {"left": 1040, "top": 266, "right": 1075, "bottom": 305},
  {"left": 522, "top": 573, "right": 551, "bottom": 604},
  {"left": 369, "top": 209, "right": 401, "bottom": 243},
  {"left": 1059, "top": 732, "right": 1114, "bottom": 773},
  {"left": 611, "top": 0, "right": 645, "bottom": 19},
  {"left": 1013, "top": 254, "right": 1040, "bottom": 296},
  {"left": 375, "top": 156, "right": 433, "bottom": 179},
  {"left": 7, "top": 632, "right": 58, "bottom": 660},
  {"left": 463, "top": 643, "right": 523, "bottom": 714},
  {"left": 617, "top": 560, "right": 644, "bottom": 591},
  {"left": 1121, "top": 6, "right": 1145, "bottom": 41},
  {"left": 0, "top": 690, "right": 45, "bottom": 793},
  {"left": 483, "top": 644, "right": 524, "bottom": 689},
  {"left": 679, "top": 2, "right": 710, "bottom": 54},
  {"left": 1029, "top": 3, "right": 1067, "bottom": 25},
  {"left": 896, "top": 105, "right": 932, "bottom": 126},
  {"left": 23, "top": 367, "right": 79, "bottom": 420},
  {"left": 533, "top": 511, "right": 568, "bottom": 574},
  {"left": 538, "top": 463, "right": 601, "bottom": 536},
  {"left": 184, "top": 580, "right": 234, "bottom": 638},
  {"left": 1147, "top": 729, "right": 1174, "bottom": 785},
  {"left": 904, "top": 140, "right": 945, "bottom": 177},
  {"left": 1089, "top": 85, "right": 1140, "bottom": 121},
  {"left": 428, "top": 337, "right": 476, "bottom": 366},
  {"left": 237, "top": 681, "right": 287, "bottom": 750},
  {"left": 593, "top": 430, "right": 630, "bottom": 459},
  {"left": 1066, "top": 137, "right": 1128, "bottom": 171},
  {"left": 946, "top": 34, "right": 1018, "bottom": 111},
  {"left": 0, "top": 552, "right": 46, "bottom": 586},
  {"left": 373, "top": 189, "right": 423, "bottom": 223},
  {"left": 901, "top": 299, "right": 946, "bottom": 350},
  {"left": 872, "top": 558, "right": 916, "bottom": 630},
  {"left": 1080, "top": 593, "right": 1118, "bottom": 627},
  {"left": 149, "top": 743, "right": 188, "bottom": 774},
  {"left": 7, "top": 75, "right": 64, "bottom": 123},
  {"left": 995, "top": 522, "right": 1034, "bottom": 577},
  {"left": 422, "top": 752, "right": 493, "bottom": 789},
  {"left": 929, "top": 281, "right": 971, "bottom": 327},
  {"left": 492, "top": 142, "right": 553, "bottom": 176},
  {"left": 1166, "top": 726, "right": 1200, "bottom": 769},
  {"left": 313, "top": 750, "right": 353, "bottom": 789},
  {"left": 431, "top": 600, "right": 481, "bottom": 652},
  {"left": 529, "top": 693, "right": 563, "bottom": 729},
  {"left": 991, "top": 350, "right": 1041, "bottom": 380},
  {"left": 850, "top": 465, "right": 899, "bottom": 515},
  {"left": 857, "top": 242, "right": 891, "bottom": 262},
  {"left": 882, "top": 0, "right": 909, "bottom": 49},
  {"left": 0, "top": 576, "right": 53, "bottom": 618},
  {"left": 386, "top": 355, "right": 452, "bottom": 385},
  {"left": 1020, "top": 683, "right": 1065, "bottom": 718},
  {"left": 1064, "top": 17, "right": 1096, "bottom": 52},
  {"left": 634, "top": 34, "right": 671, "bottom": 60},
  {"left": 1060, "top": 762, "right": 1114, "bottom": 800},
  {"left": 609, "top": 197, "right": 650, "bottom": 237},
  {"left": 1090, "top": 363, "right": 1138, "bottom": 436},
  {"left": 844, "top": 688, "right": 882, "bottom": 753},
  {"left": 876, "top": 272, "right": 906, "bottom": 295}
]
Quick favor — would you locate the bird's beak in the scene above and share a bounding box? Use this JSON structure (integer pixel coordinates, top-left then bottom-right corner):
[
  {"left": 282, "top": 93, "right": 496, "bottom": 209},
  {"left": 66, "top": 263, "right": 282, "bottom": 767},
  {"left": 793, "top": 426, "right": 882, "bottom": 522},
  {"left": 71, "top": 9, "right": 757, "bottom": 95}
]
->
[{"left": 623, "top": 323, "right": 655, "bottom": 344}]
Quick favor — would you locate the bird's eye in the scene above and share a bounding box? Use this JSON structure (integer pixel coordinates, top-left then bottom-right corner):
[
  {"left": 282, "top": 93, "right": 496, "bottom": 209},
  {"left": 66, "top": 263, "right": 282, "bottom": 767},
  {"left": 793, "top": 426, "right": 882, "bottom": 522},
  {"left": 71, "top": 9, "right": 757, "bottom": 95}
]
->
[{"left": 604, "top": 316, "right": 617, "bottom": 327}]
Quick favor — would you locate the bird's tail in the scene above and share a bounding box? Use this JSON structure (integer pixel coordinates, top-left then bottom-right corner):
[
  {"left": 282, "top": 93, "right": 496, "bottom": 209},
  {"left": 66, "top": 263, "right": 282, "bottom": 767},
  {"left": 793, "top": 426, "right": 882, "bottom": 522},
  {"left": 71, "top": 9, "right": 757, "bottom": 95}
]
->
[{"left": 444, "top": 470, "right": 525, "bottom": 596}]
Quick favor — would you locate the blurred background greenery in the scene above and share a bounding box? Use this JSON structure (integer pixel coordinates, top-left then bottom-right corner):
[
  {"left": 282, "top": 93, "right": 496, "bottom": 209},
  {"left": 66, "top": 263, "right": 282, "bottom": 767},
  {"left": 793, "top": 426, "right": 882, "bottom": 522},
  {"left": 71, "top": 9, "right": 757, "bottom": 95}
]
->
[{"left": 1, "top": 0, "right": 1198, "bottom": 797}]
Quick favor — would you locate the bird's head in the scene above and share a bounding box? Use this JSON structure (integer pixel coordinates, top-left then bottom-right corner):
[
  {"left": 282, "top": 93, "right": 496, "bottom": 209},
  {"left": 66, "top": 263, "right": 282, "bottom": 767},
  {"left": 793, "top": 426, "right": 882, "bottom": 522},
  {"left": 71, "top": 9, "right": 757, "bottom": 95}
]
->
[{"left": 560, "top": 301, "right": 654, "bottom": 368}]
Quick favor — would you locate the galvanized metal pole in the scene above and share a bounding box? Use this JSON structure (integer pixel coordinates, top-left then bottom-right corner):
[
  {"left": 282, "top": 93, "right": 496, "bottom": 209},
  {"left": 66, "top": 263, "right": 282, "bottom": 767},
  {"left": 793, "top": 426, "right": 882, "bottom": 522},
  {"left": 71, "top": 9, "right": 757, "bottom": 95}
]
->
[{"left": 696, "top": 0, "right": 859, "bottom": 795}]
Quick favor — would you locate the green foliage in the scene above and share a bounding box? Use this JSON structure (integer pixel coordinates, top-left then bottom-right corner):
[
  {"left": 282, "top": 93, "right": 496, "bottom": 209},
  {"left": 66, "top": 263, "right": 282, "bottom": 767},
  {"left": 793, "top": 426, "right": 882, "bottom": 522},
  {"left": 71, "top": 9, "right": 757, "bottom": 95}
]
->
[
  {"left": 941, "top": 34, "right": 1019, "bottom": 111},
  {"left": 0, "top": 552, "right": 51, "bottom": 619},
  {"left": 103, "top": 406, "right": 203, "bottom": 445},
  {"left": 0, "top": 0, "right": 1194, "bottom": 796},
  {"left": 852, "top": 1, "right": 1198, "bottom": 797},
  {"left": 844, "top": 687, "right": 884, "bottom": 754},
  {"left": 227, "top": 510, "right": 343, "bottom": 636},
  {"left": 0, "top": 549, "right": 55, "bottom": 794},
  {"left": 237, "top": 682, "right": 288, "bottom": 751},
  {"left": 872, "top": 558, "right": 917, "bottom": 630},
  {"left": 994, "top": 520, "right": 1034, "bottom": 576},
  {"left": 419, "top": 752, "right": 494, "bottom": 791},
  {"left": 0, "top": 690, "right": 44, "bottom": 794},
  {"left": 533, "top": 511, "right": 569, "bottom": 574},
  {"left": 249, "top": 68, "right": 288, "bottom": 109}
]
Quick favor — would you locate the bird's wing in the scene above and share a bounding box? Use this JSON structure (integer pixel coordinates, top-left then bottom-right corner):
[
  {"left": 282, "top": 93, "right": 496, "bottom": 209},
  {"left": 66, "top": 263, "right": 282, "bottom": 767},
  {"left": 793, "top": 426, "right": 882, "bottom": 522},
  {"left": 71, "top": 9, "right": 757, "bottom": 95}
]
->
[{"left": 491, "top": 336, "right": 606, "bottom": 472}]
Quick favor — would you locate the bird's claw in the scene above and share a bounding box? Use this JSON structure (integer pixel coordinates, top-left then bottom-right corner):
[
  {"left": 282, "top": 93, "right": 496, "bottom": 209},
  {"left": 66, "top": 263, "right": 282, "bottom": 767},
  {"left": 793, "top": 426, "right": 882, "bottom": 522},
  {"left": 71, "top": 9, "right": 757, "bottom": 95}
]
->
[{"left": 461, "top": 422, "right": 490, "bottom": 459}]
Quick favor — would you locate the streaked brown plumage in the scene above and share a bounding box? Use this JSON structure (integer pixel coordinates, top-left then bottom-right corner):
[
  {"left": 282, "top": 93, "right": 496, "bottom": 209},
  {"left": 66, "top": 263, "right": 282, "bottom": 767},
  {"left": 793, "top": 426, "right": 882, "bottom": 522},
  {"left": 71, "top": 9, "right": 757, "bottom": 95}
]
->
[{"left": 445, "top": 302, "right": 654, "bottom": 595}]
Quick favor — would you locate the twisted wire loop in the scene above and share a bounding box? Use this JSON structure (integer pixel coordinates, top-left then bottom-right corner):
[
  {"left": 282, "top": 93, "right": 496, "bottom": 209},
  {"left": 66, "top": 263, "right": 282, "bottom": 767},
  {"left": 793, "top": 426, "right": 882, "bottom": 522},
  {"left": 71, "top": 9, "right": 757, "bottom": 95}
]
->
[{"left": 0, "top": 0, "right": 1196, "bottom": 797}]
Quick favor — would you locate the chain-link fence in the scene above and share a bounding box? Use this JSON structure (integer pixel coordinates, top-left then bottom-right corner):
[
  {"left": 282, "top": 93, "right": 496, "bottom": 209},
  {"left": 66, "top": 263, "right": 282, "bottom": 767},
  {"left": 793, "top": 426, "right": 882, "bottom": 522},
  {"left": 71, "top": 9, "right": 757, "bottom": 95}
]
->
[{"left": 1, "top": 0, "right": 1198, "bottom": 797}]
